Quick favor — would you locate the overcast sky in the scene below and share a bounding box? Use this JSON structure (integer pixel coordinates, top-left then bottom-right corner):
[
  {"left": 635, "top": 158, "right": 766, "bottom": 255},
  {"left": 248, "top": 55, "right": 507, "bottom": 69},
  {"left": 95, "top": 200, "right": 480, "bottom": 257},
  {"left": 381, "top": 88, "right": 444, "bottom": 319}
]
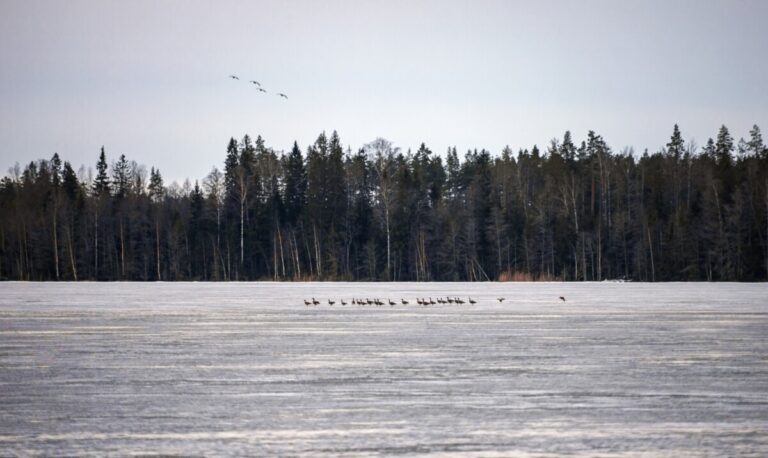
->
[{"left": 1, "top": 0, "right": 767, "bottom": 182}]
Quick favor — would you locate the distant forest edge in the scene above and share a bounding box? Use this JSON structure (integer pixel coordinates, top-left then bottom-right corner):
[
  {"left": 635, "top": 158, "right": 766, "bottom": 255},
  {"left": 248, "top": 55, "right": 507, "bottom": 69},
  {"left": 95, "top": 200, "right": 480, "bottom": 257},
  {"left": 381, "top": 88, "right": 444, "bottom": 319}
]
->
[{"left": 1, "top": 124, "right": 767, "bottom": 281}]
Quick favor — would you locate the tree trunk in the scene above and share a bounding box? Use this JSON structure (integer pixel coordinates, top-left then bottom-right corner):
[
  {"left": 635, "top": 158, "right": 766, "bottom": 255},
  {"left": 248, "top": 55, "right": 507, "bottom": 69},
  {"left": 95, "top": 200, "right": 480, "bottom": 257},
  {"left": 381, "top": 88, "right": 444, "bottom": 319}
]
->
[
  {"left": 240, "top": 197, "right": 245, "bottom": 270},
  {"left": 277, "top": 223, "right": 286, "bottom": 278},
  {"left": 155, "top": 219, "right": 161, "bottom": 281},
  {"left": 120, "top": 219, "right": 125, "bottom": 279},
  {"left": 647, "top": 224, "right": 655, "bottom": 282},
  {"left": 313, "top": 223, "right": 321, "bottom": 278},
  {"left": 94, "top": 210, "right": 98, "bottom": 279},
  {"left": 52, "top": 208, "right": 59, "bottom": 280},
  {"left": 385, "top": 205, "right": 391, "bottom": 280},
  {"left": 66, "top": 226, "right": 77, "bottom": 281}
]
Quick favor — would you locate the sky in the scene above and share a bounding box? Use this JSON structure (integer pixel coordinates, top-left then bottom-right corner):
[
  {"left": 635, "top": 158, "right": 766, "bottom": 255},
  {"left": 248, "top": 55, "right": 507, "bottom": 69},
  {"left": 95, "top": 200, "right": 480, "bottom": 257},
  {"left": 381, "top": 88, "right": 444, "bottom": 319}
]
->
[{"left": 1, "top": 0, "right": 767, "bottom": 183}]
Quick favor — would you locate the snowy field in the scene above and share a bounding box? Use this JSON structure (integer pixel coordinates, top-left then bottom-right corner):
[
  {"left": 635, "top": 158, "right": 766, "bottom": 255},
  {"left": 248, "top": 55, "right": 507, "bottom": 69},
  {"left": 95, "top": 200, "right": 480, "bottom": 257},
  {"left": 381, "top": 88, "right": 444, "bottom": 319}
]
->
[{"left": 1, "top": 282, "right": 767, "bottom": 456}]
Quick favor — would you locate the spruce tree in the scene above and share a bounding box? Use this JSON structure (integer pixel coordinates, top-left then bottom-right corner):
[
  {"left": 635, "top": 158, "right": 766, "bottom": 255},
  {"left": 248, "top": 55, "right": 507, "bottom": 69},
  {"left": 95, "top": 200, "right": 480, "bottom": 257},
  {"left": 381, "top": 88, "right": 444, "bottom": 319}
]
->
[
  {"left": 93, "top": 147, "right": 110, "bottom": 196},
  {"left": 112, "top": 154, "right": 131, "bottom": 199},
  {"left": 148, "top": 167, "right": 165, "bottom": 202},
  {"left": 283, "top": 141, "right": 306, "bottom": 225}
]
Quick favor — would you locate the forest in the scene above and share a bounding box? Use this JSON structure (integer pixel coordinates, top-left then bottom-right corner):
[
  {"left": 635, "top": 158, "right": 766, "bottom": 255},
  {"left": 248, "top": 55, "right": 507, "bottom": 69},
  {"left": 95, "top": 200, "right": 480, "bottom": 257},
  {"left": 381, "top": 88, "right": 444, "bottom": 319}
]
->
[{"left": 1, "top": 124, "right": 767, "bottom": 281}]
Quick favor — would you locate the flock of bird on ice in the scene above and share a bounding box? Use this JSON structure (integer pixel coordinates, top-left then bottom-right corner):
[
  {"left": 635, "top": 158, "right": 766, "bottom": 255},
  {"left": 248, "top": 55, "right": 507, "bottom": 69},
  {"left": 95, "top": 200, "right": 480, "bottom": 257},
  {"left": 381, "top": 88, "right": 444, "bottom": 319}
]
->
[
  {"left": 230, "top": 72, "right": 572, "bottom": 308},
  {"left": 231, "top": 72, "right": 574, "bottom": 308},
  {"left": 229, "top": 74, "right": 288, "bottom": 99},
  {"left": 302, "top": 296, "right": 568, "bottom": 307}
]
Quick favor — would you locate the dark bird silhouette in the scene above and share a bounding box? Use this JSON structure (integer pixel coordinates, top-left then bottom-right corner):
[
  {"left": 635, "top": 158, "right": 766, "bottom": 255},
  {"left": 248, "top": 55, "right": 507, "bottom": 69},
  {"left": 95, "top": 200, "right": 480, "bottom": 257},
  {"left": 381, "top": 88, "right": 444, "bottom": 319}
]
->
[
  {"left": 257, "top": 88, "right": 267, "bottom": 93},
  {"left": 328, "top": 299, "right": 335, "bottom": 306},
  {"left": 277, "top": 93, "right": 288, "bottom": 99},
  {"left": 304, "top": 299, "right": 311, "bottom": 306},
  {"left": 388, "top": 299, "right": 395, "bottom": 306},
  {"left": 229, "top": 75, "right": 239, "bottom": 80},
  {"left": 249, "top": 80, "right": 261, "bottom": 86},
  {"left": 559, "top": 296, "right": 566, "bottom": 302},
  {"left": 312, "top": 297, "right": 319, "bottom": 305},
  {"left": 401, "top": 298, "right": 409, "bottom": 305},
  {"left": 468, "top": 297, "right": 476, "bottom": 304},
  {"left": 341, "top": 299, "right": 347, "bottom": 306},
  {"left": 497, "top": 297, "right": 505, "bottom": 303},
  {"left": 429, "top": 298, "right": 436, "bottom": 305}
]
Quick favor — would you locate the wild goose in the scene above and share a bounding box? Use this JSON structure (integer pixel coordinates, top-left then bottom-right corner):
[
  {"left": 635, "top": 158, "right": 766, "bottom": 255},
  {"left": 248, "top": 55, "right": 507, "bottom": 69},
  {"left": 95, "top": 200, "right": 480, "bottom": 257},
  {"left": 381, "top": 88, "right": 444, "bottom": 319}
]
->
[
  {"left": 312, "top": 297, "right": 320, "bottom": 305},
  {"left": 497, "top": 297, "right": 505, "bottom": 303},
  {"left": 304, "top": 299, "right": 311, "bottom": 306},
  {"left": 447, "top": 297, "right": 455, "bottom": 304},
  {"left": 388, "top": 299, "right": 396, "bottom": 306},
  {"left": 429, "top": 298, "right": 436, "bottom": 305},
  {"left": 328, "top": 299, "right": 335, "bottom": 306},
  {"left": 559, "top": 296, "right": 566, "bottom": 302},
  {"left": 341, "top": 299, "right": 347, "bottom": 306},
  {"left": 401, "top": 298, "right": 409, "bottom": 305},
  {"left": 468, "top": 297, "right": 477, "bottom": 304}
]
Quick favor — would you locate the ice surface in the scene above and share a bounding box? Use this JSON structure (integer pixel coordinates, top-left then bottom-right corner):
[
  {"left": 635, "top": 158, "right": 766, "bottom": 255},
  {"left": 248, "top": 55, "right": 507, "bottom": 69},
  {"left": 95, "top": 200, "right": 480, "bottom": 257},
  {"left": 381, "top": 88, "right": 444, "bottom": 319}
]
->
[{"left": 1, "top": 282, "right": 767, "bottom": 456}]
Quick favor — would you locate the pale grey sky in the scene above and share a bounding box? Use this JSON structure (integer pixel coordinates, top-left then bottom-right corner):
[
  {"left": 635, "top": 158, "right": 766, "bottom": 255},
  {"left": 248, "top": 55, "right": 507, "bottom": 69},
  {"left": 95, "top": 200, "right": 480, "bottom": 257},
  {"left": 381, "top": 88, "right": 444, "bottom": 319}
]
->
[{"left": 1, "top": 0, "right": 767, "bottom": 181}]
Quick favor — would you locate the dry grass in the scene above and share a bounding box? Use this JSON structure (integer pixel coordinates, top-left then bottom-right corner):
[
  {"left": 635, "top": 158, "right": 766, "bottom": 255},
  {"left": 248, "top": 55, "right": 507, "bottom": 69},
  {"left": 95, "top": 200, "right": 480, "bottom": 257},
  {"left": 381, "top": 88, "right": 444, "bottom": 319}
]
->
[{"left": 498, "top": 270, "right": 561, "bottom": 282}]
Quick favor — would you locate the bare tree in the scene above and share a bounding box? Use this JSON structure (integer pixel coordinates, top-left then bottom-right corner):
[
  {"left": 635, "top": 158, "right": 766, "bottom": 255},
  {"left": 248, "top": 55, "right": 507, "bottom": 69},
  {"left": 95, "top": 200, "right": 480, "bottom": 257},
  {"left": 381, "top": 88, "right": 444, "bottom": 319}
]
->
[{"left": 365, "top": 138, "right": 398, "bottom": 280}]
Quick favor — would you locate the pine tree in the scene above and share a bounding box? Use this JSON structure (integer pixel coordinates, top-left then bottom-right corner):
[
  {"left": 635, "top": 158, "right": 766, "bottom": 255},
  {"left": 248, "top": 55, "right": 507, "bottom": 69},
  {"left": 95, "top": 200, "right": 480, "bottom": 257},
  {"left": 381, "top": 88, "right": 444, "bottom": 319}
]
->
[
  {"left": 715, "top": 125, "right": 734, "bottom": 166},
  {"left": 93, "top": 147, "right": 110, "bottom": 196},
  {"left": 747, "top": 125, "right": 765, "bottom": 157},
  {"left": 112, "top": 154, "right": 131, "bottom": 199},
  {"left": 666, "top": 124, "right": 685, "bottom": 159},
  {"left": 283, "top": 141, "right": 306, "bottom": 225},
  {"left": 148, "top": 167, "right": 165, "bottom": 202},
  {"left": 559, "top": 131, "right": 576, "bottom": 162}
]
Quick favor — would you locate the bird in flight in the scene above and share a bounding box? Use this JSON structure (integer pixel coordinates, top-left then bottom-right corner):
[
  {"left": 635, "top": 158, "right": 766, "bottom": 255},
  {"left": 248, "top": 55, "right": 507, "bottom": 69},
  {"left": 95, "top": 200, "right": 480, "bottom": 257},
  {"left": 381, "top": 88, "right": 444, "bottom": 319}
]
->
[
  {"left": 229, "top": 75, "right": 239, "bottom": 80},
  {"left": 277, "top": 93, "right": 288, "bottom": 99},
  {"left": 257, "top": 88, "right": 267, "bottom": 93},
  {"left": 249, "top": 80, "right": 261, "bottom": 86},
  {"left": 559, "top": 296, "right": 566, "bottom": 302}
]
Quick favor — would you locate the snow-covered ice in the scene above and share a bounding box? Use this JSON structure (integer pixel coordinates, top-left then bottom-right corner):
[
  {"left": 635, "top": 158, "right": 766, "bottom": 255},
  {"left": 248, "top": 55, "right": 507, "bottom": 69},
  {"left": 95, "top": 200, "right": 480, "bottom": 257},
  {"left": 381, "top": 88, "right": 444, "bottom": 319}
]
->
[{"left": 1, "top": 282, "right": 767, "bottom": 456}]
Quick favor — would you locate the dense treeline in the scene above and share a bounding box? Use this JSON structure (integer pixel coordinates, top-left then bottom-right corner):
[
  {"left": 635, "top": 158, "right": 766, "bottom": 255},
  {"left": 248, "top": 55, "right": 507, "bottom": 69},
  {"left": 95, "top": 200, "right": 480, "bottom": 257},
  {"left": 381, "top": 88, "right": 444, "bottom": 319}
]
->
[{"left": 1, "top": 125, "right": 767, "bottom": 281}]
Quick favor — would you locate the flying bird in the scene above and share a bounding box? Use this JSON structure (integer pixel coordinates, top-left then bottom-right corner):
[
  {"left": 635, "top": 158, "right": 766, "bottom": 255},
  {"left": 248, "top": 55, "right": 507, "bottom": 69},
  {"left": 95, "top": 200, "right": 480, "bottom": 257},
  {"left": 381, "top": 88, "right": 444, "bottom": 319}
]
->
[
  {"left": 249, "top": 80, "right": 261, "bottom": 86},
  {"left": 229, "top": 75, "right": 239, "bottom": 80},
  {"left": 257, "top": 88, "right": 267, "bottom": 93},
  {"left": 497, "top": 297, "right": 505, "bottom": 303},
  {"left": 559, "top": 296, "right": 566, "bottom": 302},
  {"left": 277, "top": 93, "right": 288, "bottom": 99}
]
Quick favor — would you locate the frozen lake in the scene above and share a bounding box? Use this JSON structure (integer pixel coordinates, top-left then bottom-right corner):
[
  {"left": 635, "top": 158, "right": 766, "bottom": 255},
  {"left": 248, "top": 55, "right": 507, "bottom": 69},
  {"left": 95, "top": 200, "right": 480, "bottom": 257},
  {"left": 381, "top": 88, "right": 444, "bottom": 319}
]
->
[{"left": 1, "top": 282, "right": 767, "bottom": 456}]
